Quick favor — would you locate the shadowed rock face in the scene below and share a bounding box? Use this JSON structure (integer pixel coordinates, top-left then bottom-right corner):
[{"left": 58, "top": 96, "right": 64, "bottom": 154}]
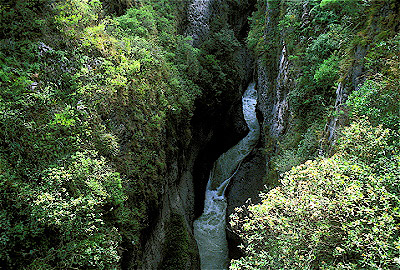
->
[
  {"left": 189, "top": 0, "right": 257, "bottom": 221},
  {"left": 257, "top": 44, "right": 292, "bottom": 139},
  {"left": 185, "top": 0, "right": 215, "bottom": 47},
  {"left": 324, "top": 45, "right": 367, "bottom": 146}
]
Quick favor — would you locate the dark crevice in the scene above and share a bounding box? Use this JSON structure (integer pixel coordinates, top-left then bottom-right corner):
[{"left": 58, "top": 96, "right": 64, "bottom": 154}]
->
[
  {"left": 191, "top": 0, "right": 257, "bottom": 219},
  {"left": 192, "top": 97, "right": 248, "bottom": 219}
]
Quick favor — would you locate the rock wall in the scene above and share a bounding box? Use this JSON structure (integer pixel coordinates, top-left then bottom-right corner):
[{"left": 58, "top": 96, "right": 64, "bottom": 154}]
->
[
  {"left": 226, "top": 0, "right": 291, "bottom": 222},
  {"left": 139, "top": 141, "right": 201, "bottom": 270},
  {"left": 258, "top": 44, "right": 292, "bottom": 139},
  {"left": 323, "top": 45, "right": 367, "bottom": 147},
  {"left": 185, "top": 0, "right": 215, "bottom": 46}
]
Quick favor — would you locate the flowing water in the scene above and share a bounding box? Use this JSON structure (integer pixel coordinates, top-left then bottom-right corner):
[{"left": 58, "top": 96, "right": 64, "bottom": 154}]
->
[{"left": 193, "top": 83, "right": 260, "bottom": 270}]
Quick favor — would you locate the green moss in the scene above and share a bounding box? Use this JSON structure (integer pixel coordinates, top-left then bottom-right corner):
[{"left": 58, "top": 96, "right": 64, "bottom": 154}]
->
[{"left": 159, "top": 213, "right": 198, "bottom": 270}]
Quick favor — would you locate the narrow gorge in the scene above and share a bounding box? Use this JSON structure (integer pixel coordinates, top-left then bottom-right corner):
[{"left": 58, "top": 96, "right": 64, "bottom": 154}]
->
[
  {"left": 144, "top": 0, "right": 400, "bottom": 269},
  {"left": 194, "top": 83, "right": 259, "bottom": 269},
  {"left": 1, "top": 0, "right": 399, "bottom": 269}
]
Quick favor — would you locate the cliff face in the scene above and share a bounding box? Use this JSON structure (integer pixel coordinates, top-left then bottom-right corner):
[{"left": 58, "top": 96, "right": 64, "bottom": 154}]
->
[
  {"left": 139, "top": 137, "right": 200, "bottom": 270},
  {"left": 226, "top": 0, "right": 288, "bottom": 225},
  {"left": 323, "top": 44, "right": 367, "bottom": 146},
  {"left": 248, "top": 0, "right": 373, "bottom": 177},
  {"left": 258, "top": 44, "right": 292, "bottom": 139},
  {"left": 185, "top": 0, "right": 215, "bottom": 46},
  {"left": 225, "top": 43, "right": 292, "bottom": 226}
]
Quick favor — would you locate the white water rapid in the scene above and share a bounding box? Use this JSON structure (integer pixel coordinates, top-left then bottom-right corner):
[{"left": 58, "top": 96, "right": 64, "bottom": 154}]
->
[{"left": 193, "top": 83, "right": 260, "bottom": 270}]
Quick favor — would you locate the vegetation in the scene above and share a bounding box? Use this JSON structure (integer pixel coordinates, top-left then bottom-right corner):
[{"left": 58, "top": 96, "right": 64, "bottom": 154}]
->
[
  {"left": 1, "top": 0, "right": 399, "bottom": 268},
  {"left": 231, "top": 119, "right": 400, "bottom": 269},
  {"left": 160, "top": 213, "right": 198, "bottom": 270},
  {"left": 231, "top": 0, "right": 400, "bottom": 269},
  {"left": 0, "top": 0, "right": 200, "bottom": 268}
]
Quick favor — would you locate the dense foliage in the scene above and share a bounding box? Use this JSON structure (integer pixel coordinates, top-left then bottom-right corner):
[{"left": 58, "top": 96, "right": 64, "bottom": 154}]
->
[
  {"left": 0, "top": 0, "right": 201, "bottom": 268},
  {"left": 231, "top": 119, "right": 400, "bottom": 269},
  {"left": 231, "top": 0, "right": 400, "bottom": 269}
]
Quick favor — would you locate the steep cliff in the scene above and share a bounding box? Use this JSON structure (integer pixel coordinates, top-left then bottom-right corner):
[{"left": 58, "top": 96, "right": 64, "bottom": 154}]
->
[{"left": 247, "top": 0, "right": 372, "bottom": 177}]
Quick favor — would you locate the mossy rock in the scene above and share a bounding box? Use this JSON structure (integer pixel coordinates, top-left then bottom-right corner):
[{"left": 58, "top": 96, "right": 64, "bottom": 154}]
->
[{"left": 159, "top": 213, "right": 200, "bottom": 270}]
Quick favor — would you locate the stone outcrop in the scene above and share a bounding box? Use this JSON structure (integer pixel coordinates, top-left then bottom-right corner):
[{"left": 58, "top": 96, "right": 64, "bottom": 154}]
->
[
  {"left": 139, "top": 142, "right": 201, "bottom": 270},
  {"left": 323, "top": 45, "right": 367, "bottom": 147},
  {"left": 185, "top": 0, "right": 215, "bottom": 46}
]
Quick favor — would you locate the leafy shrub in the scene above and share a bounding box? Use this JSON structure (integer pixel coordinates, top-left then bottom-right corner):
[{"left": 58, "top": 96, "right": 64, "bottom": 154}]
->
[
  {"left": 307, "top": 32, "right": 340, "bottom": 61},
  {"left": 314, "top": 54, "right": 339, "bottom": 89},
  {"left": 54, "top": 0, "right": 102, "bottom": 37},
  {"left": 273, "top": 123, "right": 323, "bottom": 174},
  {"left": 116, "top": 6, "right": 158, "bottom": 38},
  {"left": 231, "top": 118, "right": 400, "bottom": 270},
  {"left": 27, "top": 151, "right": 126, "bottom": 269},
  {"left": 347, "top": 78, "right": 400, "bottom": 132},
  {"left": 0, "top": 0, "right": 51, "bottom": 39},
  {"left": 336, "top": 118, "right": 392, "bottom": 163},
  {"left": 320, "top": 0, "right": 366, "bottom": 17}
]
